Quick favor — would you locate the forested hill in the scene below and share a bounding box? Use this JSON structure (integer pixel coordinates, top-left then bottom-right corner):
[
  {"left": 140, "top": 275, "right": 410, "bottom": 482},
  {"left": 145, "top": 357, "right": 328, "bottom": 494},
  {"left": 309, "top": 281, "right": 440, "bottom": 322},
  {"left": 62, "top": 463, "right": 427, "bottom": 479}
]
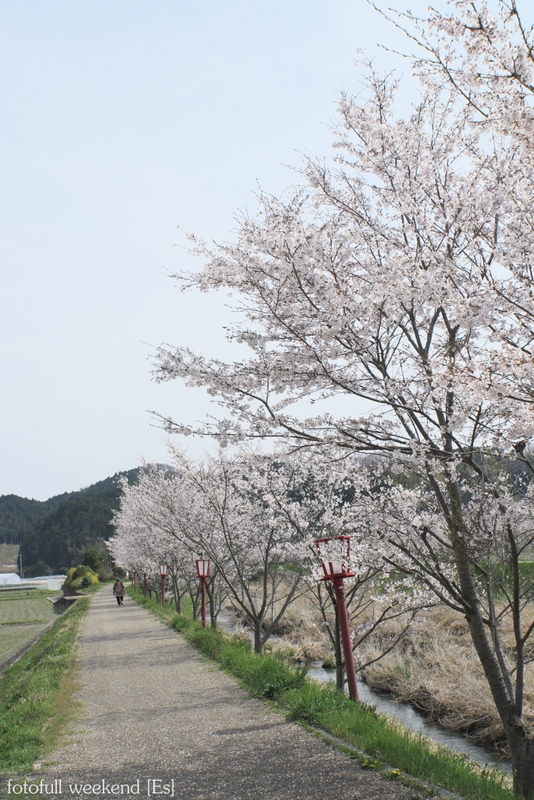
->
[
  {"left": 0, "top": 469, "right": 140, "bottom": 575},
  {"left": 0, "top": 491, "right": 72, "bottom": 546}
]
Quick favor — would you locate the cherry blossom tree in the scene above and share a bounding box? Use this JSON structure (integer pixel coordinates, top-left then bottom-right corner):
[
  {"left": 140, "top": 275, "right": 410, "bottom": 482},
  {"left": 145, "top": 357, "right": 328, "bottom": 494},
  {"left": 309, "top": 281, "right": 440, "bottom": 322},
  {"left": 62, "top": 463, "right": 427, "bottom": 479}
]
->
[
  {"left": 265, "top": 451, "right": 426, "bottom": 691},
  {"left": 167, "top": 449, "right": 310, "bottom": 653},
  {"left": 110, "top": 468, "right": 226, "bottom": 620},
  {"left": 152, "top": 17, "right": 534, "bottom": 791},
  {"left": 112, "top": 451, "right": 425, "bottom": 674},
  {"left": 111, "top": 453, "right": 309, "bottom": 650},
  {"left": 379, "top": 0, "right": 534, "bottom": 429}
]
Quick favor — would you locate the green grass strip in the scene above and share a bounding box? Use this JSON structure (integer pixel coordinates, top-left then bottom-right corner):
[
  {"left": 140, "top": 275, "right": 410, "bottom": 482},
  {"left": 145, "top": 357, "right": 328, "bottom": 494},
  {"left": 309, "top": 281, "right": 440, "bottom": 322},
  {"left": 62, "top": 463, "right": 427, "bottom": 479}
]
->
[
  {"left": 0, "top": 597, "right": 90, "bottom": 772},
  {"left": 128, "top": 587, "right": 514, "bottom": 800}
]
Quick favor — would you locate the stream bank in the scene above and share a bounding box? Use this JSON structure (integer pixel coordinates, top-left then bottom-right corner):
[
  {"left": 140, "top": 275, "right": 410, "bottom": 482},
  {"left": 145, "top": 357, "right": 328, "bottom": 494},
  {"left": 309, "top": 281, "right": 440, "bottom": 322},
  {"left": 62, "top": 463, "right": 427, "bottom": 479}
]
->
[{"left": 217, "top": 608, "right": 511, "bottom": 773}]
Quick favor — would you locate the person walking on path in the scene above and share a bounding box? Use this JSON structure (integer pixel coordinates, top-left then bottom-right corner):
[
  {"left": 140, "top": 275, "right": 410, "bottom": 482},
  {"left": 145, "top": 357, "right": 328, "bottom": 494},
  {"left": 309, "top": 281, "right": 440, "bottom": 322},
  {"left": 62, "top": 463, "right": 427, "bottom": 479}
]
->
[
  {"left": 112, "top": 577, "right": 125, "bottom": 605},
  {"left": 38, "top": 589, "right": 425, "bottom": 800}
]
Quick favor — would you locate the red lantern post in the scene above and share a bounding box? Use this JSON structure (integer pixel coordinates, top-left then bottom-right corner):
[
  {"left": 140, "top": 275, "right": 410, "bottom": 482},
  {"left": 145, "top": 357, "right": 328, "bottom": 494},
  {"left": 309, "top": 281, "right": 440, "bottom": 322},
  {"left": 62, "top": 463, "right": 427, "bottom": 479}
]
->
[
  {"left": 314, "top": 535, "right": 358, "bottom": 701},
  {"left": 160, "top": 563, "right": 169, "bottom": 606},
  {"left": 142, "top": 566, "right": 148, "bottom": 598},
  {"left": 195, "top": 556, "right": 211, "bottom": 628}
]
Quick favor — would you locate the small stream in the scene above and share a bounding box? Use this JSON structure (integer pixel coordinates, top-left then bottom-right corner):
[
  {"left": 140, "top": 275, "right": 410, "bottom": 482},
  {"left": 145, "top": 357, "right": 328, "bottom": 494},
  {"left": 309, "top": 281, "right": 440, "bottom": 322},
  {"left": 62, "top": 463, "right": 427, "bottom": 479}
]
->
[
  {"left": 307, "top": 662, "right": 510, "bottom": 771},
  {"left": 217, "top": 609, "right": 511, "bottom": 773}
]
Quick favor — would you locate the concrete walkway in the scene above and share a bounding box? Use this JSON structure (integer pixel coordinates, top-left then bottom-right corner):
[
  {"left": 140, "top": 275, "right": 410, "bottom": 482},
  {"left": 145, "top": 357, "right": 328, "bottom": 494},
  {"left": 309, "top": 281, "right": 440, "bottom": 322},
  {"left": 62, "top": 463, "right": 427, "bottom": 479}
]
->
[{"left": 40, "top": 590, "right": 426, "bottom": 800}]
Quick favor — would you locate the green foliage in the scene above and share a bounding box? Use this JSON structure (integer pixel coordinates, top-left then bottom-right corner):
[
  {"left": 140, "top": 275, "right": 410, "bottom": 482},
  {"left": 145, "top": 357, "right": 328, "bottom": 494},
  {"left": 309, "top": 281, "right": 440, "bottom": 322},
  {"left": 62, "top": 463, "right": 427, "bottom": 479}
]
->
[
  {"left": 518, "top": 561, "right": 534, "bottom": 584},
  {"left": 23, "top": 561, "right": 53, "bottom": 578},
  {"left": 488, "top": 561, "right": 534, "bottom": 601},
  {"left": 0, "top": 597, "right": 89, "bottom": 770},
  {"left": 97, "top": 567, "right": 110, "bottom": 582},
  {"left": 82, "top": 548, "right": 109, "bottom": 573},
  {"left": 63, "top": 565, "right": 99, "bottom": 592},
  {"left": 112, "top": 566, "right": 127, "bottom": 579}
]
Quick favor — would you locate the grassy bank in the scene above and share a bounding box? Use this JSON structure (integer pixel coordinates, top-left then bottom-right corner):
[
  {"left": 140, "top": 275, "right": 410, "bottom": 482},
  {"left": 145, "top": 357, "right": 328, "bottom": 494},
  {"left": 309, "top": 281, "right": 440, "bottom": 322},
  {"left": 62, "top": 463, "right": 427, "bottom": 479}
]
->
[
  {"left": 223, "top": 587, "right": 531, "bottom": 754},
  {"left": 128, "top": 587, "right": 513, "bottom": 800},
  {"left": 359, "top": 606, "right": 533, "bottom": 754},
  {"left": 0, "top": 596, "right": 90, "bottom": 772}
]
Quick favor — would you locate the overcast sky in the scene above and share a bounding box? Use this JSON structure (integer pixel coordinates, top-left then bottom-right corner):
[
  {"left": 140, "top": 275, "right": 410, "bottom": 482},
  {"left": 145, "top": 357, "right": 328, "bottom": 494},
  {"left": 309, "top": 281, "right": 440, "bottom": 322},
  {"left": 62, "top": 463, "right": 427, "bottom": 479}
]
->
[{"left": 1, "top": 0, "right": 455, "bottom": 501}]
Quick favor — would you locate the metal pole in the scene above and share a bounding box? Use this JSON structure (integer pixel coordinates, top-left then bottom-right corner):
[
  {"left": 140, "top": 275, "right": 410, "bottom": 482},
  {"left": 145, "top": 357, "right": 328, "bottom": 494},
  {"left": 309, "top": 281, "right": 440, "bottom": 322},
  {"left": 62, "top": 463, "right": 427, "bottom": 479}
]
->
[
  {"left": 161, "top": 574, "right": 166, "bottom": 606},
  {"left": 333, "top": 576, "right": 358, "bottom": 701},
  {"left": 201, "top": 576, "right": 207, "bottom": 628}
]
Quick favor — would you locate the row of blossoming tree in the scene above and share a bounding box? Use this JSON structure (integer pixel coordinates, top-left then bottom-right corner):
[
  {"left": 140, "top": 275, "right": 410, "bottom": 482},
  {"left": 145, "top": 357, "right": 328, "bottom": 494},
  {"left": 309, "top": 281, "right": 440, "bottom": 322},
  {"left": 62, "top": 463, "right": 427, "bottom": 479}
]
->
[
  {"left": 109, "top": 449, "right": 422, "bottom": 665},
  {"left": 110, "top": 443, "right": 533, "bottom": 791},
  {"left": 118, "top": 2, "right": 534, "bottom": 795}
]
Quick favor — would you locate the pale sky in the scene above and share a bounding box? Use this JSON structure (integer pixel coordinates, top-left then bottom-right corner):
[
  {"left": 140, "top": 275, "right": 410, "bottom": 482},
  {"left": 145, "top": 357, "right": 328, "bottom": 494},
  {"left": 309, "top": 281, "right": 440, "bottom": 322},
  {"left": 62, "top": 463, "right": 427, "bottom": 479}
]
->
[{"left": 1, "top": 0, "right": 453, "bottom": 501}]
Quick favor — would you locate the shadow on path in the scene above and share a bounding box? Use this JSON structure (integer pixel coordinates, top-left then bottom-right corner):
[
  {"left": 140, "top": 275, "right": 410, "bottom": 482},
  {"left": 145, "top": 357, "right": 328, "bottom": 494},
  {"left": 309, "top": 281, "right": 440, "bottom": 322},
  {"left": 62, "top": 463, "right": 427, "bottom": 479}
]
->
[{"left": 35, "top": 591, "right": 421, "bottom": 800}]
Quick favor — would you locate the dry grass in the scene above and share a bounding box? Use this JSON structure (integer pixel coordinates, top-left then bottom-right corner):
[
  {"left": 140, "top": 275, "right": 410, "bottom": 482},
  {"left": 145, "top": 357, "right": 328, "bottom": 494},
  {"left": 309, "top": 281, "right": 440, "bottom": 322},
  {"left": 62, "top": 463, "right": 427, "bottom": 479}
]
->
[
  {"left": 260, "top": 587, "right": 534, "bottom": 755},
  {"left": 276, "top": 605, "right": 330, "bottom": 661},
  {"left": 0, "top": 543, "right": 19, "bottom": 572},
  {"left": 259, "top": 590, "right": 332, "bottom": 662},
  {"left": 358, "top": 607, "right": 519, "bottom": 751}
]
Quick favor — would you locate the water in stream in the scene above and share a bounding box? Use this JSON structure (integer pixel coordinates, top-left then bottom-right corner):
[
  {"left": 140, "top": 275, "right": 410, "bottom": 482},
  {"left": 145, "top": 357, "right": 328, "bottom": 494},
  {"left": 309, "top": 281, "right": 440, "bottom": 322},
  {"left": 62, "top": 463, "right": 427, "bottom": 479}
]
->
[
  {"left": 307, "top": 662, "right": 510, "bottom": 771},
  {"left": 217, "top": 609, "right": 511, "bottom": 772}
]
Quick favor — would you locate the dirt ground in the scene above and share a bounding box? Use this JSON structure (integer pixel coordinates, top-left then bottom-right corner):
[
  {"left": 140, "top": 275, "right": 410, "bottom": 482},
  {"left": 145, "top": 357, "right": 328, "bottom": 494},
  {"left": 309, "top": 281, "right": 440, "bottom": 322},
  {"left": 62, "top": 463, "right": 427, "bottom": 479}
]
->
[{"left": 0, "top": 544, "right": 19, "bottom": 573}]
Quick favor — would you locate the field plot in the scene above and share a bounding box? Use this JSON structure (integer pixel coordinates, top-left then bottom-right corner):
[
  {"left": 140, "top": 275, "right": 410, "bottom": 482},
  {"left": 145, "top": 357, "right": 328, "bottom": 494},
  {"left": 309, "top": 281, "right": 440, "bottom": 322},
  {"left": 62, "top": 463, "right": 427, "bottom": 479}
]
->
[
  {"left": 0, "top": 544, "right": 19, "bottom": 572},
  {"left": 0, "top": 590, "right": 60, "bottom": 663}
]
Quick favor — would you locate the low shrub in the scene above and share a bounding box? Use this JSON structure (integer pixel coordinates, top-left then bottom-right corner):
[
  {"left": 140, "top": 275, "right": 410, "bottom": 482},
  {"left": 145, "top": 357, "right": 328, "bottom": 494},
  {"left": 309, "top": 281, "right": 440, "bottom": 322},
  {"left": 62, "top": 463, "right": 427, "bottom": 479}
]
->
[
  {"left": 97, "top": 566, "right": 112, "bottom": 582},
  {"left": 63, "top": 565, "right": 99, "bottom": 592}
]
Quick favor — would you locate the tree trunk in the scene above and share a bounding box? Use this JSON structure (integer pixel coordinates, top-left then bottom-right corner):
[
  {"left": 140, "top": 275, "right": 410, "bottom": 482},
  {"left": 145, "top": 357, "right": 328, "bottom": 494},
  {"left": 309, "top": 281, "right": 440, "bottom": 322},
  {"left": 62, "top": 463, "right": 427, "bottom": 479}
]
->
[
  {"left": 190, "top": 587, "right": 199, "bottom": 620},
  {"left": 254, "top": 620, "right": 262, "bottom": 654},
  {"left": 206, "top": 582, "right": 217, "bottom": 629},
  {"left": 447, "top": 479, "right": 534, "bottom": 799},
  {"left": 172, "top": 575, "right": 181, "bottom": 614},
  {"left": 507, "top": 726, "right": 534, "bottom": 799},
  {"left": 463, "top": 601, "right": 534, "bottom": 797}
]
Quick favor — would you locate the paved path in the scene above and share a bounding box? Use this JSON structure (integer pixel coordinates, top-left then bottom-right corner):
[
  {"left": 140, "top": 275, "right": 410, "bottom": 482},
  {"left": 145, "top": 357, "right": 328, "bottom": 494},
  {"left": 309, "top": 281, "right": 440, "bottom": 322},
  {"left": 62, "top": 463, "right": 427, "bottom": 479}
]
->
[{"left": 41, "top": 591, "right": 426, "bottom": 800}]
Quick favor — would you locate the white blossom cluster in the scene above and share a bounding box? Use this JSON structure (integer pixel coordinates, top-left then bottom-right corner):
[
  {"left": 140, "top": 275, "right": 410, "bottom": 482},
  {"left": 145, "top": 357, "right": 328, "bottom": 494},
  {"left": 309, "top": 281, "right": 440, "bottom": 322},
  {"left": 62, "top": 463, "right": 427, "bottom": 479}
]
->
[{"left": 147, "top": 2, "right": 534, "bottom": 788}]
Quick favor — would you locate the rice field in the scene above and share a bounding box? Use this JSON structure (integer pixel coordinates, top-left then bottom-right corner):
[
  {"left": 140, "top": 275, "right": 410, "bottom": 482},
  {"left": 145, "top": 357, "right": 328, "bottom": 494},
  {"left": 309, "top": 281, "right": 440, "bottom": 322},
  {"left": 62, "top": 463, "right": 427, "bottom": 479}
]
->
[{"left": 0, "top": 589, "right": 61, "bottom": 664}]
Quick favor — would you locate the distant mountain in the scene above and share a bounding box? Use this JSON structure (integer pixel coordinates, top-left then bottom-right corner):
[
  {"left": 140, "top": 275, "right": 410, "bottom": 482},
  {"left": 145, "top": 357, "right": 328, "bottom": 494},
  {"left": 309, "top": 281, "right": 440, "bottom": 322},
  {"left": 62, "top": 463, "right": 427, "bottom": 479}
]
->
[
  {"left": 0, "top": 469, "right": 140, "bottom": 575},
  {"left": 0, "top": 492, "right": 70, "bottom": 545}
]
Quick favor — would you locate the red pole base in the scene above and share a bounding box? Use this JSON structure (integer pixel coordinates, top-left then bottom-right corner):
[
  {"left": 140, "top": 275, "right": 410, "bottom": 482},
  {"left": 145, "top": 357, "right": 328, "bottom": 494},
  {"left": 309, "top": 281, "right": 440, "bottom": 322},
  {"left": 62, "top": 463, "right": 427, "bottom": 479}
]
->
[
  {"left": 333, "top": 577, "right": 358, "bottom": 701},
  {"left": 201, "top": 577, "right": 207, "bottom": 628}
]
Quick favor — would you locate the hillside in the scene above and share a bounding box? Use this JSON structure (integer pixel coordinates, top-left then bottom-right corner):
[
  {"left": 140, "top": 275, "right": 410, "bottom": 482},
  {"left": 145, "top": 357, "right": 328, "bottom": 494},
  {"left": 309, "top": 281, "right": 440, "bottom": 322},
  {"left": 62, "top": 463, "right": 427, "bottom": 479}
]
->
[
  {"left": 0, "top": 470, "right": 140, "bottom": 575},
  {"left": 0, "top": 492, "right": 70, "bottom": 546}
]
